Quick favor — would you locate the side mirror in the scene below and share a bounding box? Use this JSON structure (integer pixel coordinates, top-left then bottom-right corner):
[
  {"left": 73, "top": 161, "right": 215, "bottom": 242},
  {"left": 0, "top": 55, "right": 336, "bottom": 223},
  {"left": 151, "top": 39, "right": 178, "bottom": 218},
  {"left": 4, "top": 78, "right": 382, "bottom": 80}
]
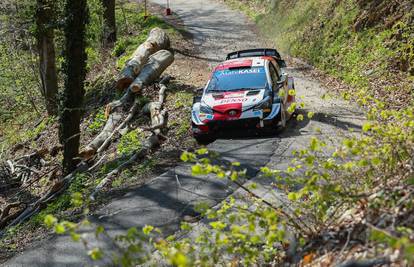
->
[
  {"left": 279, "top": 74, "right": 288, "bottom": 82},
  {"left": 277, "top": 59, "right": 287, "bottom": 68},
  {"left": 194, "top": 87, "right": 204, "bottom": 95}
]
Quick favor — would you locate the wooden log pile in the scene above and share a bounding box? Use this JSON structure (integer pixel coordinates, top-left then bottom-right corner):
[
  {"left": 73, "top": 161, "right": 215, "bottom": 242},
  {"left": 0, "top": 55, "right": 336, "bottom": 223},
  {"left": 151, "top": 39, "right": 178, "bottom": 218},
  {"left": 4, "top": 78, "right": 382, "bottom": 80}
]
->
[{"left": 80, "top": 29, "right": 174, "bottom": 159}]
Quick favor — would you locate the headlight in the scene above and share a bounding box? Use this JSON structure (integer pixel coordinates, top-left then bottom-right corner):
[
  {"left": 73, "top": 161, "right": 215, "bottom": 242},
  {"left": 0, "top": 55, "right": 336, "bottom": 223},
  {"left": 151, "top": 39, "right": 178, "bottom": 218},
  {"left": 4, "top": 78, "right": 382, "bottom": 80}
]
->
[
  {"left": 200, "top": 105, "right": 213, "bottom": 114},
  {"left": 253, "top": 97, "right": 272, "bottom": 111}
]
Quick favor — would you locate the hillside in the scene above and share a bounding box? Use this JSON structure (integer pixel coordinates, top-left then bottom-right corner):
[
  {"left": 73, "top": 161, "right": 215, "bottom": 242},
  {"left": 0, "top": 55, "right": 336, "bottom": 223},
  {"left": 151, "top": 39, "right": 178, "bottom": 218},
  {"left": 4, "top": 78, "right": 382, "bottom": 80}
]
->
[{"left": 224, "top": 0, "right": 414, "bottom": 106}]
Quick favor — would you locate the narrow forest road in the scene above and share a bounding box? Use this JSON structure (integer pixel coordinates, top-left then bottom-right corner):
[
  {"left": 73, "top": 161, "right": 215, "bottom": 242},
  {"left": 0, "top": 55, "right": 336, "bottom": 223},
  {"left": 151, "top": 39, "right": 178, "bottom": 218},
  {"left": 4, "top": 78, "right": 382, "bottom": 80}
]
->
[{"left": 4, "top": 0, "right": 365, "bottom": 266}]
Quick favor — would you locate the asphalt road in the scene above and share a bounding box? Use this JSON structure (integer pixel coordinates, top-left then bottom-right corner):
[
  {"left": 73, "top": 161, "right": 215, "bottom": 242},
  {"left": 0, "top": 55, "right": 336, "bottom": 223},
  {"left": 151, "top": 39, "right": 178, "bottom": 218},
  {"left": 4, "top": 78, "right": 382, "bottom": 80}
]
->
[{"left": 4, "top": 0, "right": 365, "bottom": 266}]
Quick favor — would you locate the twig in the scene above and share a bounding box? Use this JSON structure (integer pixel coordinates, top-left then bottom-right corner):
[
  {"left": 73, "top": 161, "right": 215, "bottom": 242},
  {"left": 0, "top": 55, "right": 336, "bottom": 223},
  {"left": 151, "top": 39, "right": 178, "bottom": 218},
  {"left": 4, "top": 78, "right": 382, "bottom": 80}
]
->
[{"left": 231, "top": 178, "right": 314, "bottom": 234}]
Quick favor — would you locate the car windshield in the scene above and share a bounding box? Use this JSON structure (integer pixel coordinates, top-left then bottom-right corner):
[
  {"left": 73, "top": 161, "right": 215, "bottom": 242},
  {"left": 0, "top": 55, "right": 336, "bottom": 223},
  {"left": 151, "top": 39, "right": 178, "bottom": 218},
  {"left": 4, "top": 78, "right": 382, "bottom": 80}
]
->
[{"left": 206, "top": 67, "right": 267, "bottom": 92}]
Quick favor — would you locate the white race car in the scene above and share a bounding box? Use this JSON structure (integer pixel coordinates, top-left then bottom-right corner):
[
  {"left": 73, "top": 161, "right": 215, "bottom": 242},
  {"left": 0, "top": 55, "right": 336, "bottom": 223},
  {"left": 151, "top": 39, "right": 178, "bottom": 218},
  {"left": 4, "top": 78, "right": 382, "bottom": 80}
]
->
[{"left": 192, "top": 49, "right": 296, "bottom": 143}]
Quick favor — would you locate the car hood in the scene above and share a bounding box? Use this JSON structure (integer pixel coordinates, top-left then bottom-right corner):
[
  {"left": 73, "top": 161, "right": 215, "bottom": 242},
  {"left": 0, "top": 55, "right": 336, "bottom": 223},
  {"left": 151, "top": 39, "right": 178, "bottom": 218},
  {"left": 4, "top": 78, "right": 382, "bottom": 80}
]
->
[{"left": 202, "top": 89, "right": 265, "bottom": 111}]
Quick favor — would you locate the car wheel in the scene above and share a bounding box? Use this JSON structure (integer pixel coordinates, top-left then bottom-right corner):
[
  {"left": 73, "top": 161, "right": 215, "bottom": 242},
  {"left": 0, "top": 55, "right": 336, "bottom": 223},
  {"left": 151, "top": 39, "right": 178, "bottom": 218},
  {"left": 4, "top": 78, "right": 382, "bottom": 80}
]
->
[{"left": 195, "top": 134, "right": 215, "bottom": 145}]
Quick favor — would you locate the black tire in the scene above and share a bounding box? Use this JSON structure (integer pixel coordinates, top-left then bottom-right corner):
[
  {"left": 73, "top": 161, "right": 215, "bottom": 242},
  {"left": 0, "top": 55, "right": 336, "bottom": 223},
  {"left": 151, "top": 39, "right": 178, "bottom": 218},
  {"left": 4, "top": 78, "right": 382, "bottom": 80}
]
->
[
  {"left": 275, "top": 102, "right": 287, "bottom": 129},
  {"left": 194, "top": 134, "right": 215, "bottom": 145}
]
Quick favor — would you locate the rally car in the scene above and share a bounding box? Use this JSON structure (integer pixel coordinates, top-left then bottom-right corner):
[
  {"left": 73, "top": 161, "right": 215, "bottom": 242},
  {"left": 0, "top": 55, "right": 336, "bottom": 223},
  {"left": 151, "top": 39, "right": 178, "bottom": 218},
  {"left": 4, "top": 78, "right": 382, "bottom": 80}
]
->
[{"left": 191, "top": 48, "right": 296, "bottom": 143}]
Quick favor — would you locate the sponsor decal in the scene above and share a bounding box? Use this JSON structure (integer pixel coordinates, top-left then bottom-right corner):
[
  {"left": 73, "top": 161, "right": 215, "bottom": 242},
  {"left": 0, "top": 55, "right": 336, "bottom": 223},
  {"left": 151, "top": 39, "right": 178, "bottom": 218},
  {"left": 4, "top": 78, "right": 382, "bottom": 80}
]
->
[
  {"left": 217, "top": 68, "right": 263, "bottom": 77},
  {"left": 217, "top": 98, "right": 248, "bottom": 104},
  {"left": 253, "top": 110, "right": 263, "bottom": 117}
]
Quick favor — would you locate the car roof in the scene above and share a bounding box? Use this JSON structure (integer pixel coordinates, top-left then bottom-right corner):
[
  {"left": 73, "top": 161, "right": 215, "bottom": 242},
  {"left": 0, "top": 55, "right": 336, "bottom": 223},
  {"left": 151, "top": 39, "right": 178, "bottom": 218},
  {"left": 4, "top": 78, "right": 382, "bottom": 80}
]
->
[{"left": 213, "top": 56, "right": 273, "bottom": 72}]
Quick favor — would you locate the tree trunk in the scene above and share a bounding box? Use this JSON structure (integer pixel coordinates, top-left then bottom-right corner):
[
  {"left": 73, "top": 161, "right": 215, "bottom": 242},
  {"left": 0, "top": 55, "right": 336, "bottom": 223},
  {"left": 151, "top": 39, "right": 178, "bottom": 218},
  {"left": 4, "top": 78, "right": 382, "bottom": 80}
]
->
[
  {"left": 102, "top": 0, "right": 116, "bottom": 47},
  {"left": 36, "top": 0, "right": 58, "bottom": 116},
  {"left": 130, "top": 50, "right": 174, "bottom": 93},
  {"left": 60, "top": 0, "right": 88, "bottom": 174},
  {"left": 116, "top": 27, "right": 171, "bottom": 90}
]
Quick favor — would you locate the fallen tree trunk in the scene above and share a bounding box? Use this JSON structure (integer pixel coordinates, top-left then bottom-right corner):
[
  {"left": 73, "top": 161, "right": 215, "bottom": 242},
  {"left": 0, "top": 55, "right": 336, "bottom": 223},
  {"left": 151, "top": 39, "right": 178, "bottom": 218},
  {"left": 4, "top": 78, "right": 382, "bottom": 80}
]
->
[
  {"left": 130, "top": 50, "right": 174, "bottom": 93},
  {"left": 90, "top": 76, "right": 171, "bottom": 199},
  {"left": 116, "top": 27, "right": 170, "bottom": 90},
  {"left": 81, "top": 50, "right": 174, "bottom": 159}
]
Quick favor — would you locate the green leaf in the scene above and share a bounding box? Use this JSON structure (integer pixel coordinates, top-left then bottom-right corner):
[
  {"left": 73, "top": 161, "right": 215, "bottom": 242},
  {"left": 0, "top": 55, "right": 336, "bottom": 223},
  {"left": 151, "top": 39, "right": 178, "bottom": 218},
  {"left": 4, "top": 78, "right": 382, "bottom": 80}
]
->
[
  {"left": 70, "top": 232, "right": 81, "bottom": 242},
  {"left": 196, "top": 148, "right": 208, "bottom": 155},
  {"left": 180, "top": 152, "right": 189, "bottom": 162},
  {"left": 44, "top": 215, "right": 57, "bottom": 228},
  {"left": 54, "top": 223, "right": 66, "bottom": 234},
  {"left": 310, "top": 137, "right": 319, "bottom": 151},
  {"left": 171, "top": 252, "right": 188, "bottom": 267},
  {"left": 288, "top": 192, "right": 298, "bottom": 201},
  {"left": 192, "top": 164, "right": 204, "bottom": 175},
  {"left": 209, "top": 221, "right": 227, "bottom": 230},
  {"left": 127, "top": 227, "right": 138, "bottom": 238},
  {"left": 88, "top": 248, "right": 103, "bottom": 261},
  {"left": 95, "top": 225, "right": 104, "bottom": 237},
  {"left": 362, "top": 122, "right": 373, "bottom": 132},
  {"left": 71, "top": 192, "right": 83, "bottom": 207},
  {"left": 230, "top": 171, "right": 238, "bottom": 181},
  {"left": 142, "top": 225, "right": 154, "bottom": 235}
]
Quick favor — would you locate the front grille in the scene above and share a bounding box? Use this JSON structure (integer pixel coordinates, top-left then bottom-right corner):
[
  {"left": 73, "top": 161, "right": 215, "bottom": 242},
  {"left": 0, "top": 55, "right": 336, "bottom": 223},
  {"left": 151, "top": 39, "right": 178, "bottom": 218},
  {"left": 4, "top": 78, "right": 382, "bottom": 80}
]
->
[{"left": 208, "top": 118, "right": 260, "bottom": 130}]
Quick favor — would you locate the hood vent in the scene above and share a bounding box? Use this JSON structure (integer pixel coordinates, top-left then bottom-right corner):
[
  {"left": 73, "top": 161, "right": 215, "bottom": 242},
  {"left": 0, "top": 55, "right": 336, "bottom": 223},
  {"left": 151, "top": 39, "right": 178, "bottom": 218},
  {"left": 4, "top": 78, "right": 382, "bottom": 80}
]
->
[{"left": 246, "top": 90, "right": 260, "bottom": 96}]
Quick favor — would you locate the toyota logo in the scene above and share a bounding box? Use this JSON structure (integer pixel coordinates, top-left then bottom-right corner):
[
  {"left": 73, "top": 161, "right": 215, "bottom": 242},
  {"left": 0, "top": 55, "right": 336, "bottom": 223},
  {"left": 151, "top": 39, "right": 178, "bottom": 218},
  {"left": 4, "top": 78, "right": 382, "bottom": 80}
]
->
[{"left": 228, "top": 110, "right": 237, "bottom": 116}]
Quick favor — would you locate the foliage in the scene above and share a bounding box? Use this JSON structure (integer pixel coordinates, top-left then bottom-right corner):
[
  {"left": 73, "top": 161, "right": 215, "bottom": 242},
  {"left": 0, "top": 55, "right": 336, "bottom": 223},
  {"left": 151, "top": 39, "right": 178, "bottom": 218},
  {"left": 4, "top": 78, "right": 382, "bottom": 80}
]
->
[
  {"left": 113, "top": 2, "right": 176, "bottom": 69},
  {"left": 87, "top": 108, "right": 107, "bottom": 134},
  {"left": 117, "top": 129, "right": 144, "bottom": 156}
]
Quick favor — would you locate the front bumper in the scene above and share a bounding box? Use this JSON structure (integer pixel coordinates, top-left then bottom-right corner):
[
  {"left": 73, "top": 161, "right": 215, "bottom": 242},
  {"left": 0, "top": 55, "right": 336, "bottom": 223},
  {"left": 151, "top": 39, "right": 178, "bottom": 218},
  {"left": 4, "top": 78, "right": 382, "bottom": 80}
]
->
[{"left": 192, "top": 103, "right": 281, "bottom": 135}]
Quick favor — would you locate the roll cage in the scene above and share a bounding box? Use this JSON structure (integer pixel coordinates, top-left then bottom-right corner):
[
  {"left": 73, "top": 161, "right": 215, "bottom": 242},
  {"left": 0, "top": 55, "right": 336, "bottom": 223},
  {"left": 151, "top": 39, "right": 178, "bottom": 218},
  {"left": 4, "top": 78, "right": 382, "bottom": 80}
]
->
[{"left": 226, "top": 48, "right": 287, "bottom": 69}]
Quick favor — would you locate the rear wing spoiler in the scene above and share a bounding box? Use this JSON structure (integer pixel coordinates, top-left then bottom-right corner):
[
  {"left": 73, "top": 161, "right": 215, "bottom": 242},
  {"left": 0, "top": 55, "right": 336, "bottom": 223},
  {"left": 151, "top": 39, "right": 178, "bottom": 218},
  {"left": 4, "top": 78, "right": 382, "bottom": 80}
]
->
[{"left": 226, "top": 48, "right": 287, "bottom": 68}]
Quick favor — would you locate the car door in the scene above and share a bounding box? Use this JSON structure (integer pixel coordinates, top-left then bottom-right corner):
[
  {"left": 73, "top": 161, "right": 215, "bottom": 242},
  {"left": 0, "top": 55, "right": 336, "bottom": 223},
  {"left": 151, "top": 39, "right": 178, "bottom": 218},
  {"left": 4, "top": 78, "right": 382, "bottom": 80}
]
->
[{"left": 269, "top": 63, "right": 287, "bottom": 104}]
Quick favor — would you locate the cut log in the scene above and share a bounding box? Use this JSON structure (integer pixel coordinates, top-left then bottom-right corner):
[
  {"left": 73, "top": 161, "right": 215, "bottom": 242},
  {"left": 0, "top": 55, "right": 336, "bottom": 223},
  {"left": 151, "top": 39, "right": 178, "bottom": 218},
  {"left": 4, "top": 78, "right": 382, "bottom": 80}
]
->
[
  {"left": 130, "top": 50, "right": 174, "bottom": 93},
  {"left": 96, "top": 97, "right": 142, "bottom": 154},
  {"left": 80, "top": 108, "right": 124, "bottom": 160},
  {"left": 89, "top": 77, "right": 171, "bottom": 199},
  {"left": 116, "top": 27, "right": 171, "bottom": 90}
]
